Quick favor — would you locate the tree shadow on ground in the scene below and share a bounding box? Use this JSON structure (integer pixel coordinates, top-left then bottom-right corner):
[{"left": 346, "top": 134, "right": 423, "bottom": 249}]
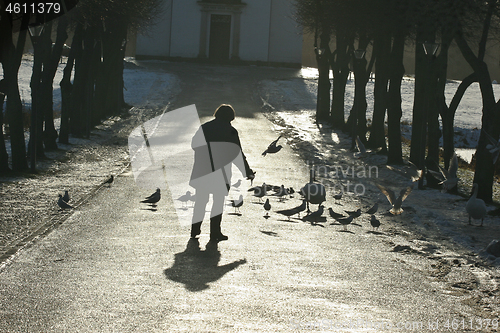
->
[{"left": 164, "top": 239, "right": 246, "bottom": 292}]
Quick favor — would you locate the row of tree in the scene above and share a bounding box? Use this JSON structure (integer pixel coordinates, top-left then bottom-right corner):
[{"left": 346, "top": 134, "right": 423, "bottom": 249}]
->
[
  {"left": 0, "top": 0, "right": 162, "bottom": 174},
  {"left": 294, "top": 0, "right": 500, "bottom": 202}
]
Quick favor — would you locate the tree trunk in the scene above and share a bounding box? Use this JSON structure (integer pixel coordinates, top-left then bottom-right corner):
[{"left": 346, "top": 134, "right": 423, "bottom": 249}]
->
[
  {"left": 386, "top": 32, "right": 405, "bottom": 165},
  {"left": 102, "top": 19, "right": 128, "bottom": 117},
  {"left": 40, "top": 17, "right": 69, "bottom": 150},
  {"left": 3, "top": 14, "right": 29, "bottom": 172},
  {"left": 455, "top": 31, "right": 497, "bottom": 202},
  {"left": 0, "top": 87, "right": 9, "bottom": 173},
  {"left": 316, "top": 31, "right": 331, "bottom": 122},
  {"left": 70, "top": 23, "right": 91, "bottom": 137},
  {"left": 329, "top": 33, "right": 351, "bottom": 129},
  {"left": 368, "top": 33, "right": 390, "bottom": 152},
  {"left": 59, "top": 24, "right": 80, "bottom": 144}
]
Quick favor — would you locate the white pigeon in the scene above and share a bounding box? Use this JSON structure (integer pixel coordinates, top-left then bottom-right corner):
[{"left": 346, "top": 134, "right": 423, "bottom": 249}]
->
[
  {"left": 376, "top": 183, "right": 414, "bottom": 215},
  {"left": 483, "top": 129, "right": 500, "bottom": 164},
  {"left": 386, "top": 161, "right": 423, "bottom": 183},
  {"left": 428, "top": 152, "right": 459, "bottom": 193},
  {"left": 466, "top": 183, "right": 487, "bottom": 226},
  {"left": 353, "top": 136, "right": 380, "bottom": 159},
  {"left": 57, "top": 194, "right": 74, "bottom": 209}
]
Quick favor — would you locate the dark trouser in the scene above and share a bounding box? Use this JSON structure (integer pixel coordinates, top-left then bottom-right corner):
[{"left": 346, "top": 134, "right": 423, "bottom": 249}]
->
[{"left": 191, "top": 188, "right": 226, "bottom": 239}]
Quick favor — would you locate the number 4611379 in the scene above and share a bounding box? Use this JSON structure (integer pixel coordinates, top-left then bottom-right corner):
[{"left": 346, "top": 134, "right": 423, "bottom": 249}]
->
[{"left": 5, "top": 2, "right": 62, "bottom": 14}]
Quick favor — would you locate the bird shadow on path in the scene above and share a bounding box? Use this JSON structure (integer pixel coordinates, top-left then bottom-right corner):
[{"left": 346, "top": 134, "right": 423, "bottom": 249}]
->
[
  {"left": 336, "top": 229, "right": 355, "bottom": 234},
  {"left": 164, "top": 239, "right": 247, "bottom": 292}
]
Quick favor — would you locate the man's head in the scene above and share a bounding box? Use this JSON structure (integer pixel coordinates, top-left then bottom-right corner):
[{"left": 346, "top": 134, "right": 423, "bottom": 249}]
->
[{"left": 214, "top": 104, "right": 235, "bottom": 122}]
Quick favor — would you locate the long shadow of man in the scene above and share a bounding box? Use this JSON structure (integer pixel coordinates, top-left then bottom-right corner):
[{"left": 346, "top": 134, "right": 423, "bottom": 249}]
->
[{"left": 164, "top": 239, "right": 246, "bottom": 292}]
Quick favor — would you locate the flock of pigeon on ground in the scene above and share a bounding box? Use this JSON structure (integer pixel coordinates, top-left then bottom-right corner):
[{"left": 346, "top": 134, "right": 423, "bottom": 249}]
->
[{"left": 56, "top": 129, "right": 500, "bottom": 228}]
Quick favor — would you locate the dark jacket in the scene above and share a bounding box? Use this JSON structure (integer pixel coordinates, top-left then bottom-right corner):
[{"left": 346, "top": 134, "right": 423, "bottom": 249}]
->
[{"left": 189, "top": 118, "right": 252, "bottom": 193}]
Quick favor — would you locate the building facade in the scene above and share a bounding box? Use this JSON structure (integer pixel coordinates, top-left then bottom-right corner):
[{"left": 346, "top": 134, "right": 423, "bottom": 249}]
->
[{"left": 135, "top": 0, "right": 303, "bottom": 66}]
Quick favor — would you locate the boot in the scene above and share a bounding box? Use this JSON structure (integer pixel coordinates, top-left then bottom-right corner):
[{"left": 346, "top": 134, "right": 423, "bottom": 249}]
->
[
  {"left": 210, "top": 214, "right": 228, "bottom": 242},
  {"left": 191, "top": 222, "right": 202, "bottom": 239}
]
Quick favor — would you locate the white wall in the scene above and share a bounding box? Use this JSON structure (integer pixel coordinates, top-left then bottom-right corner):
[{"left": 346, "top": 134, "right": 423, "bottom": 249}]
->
[
  {"left": 135, "top": 0, "right": 172, "bottom": 57},
  {"left": 239, "top": 0, "right": 271, "bottom": 62},
  {"left": 136, "top": 0, "right": 303, "bottom": 65},
  {"left": 268, "top": 0, "right": 302, "bottom": 64},
  {"left": 169, "top": 1, "right": 201, "bottom": 58}
]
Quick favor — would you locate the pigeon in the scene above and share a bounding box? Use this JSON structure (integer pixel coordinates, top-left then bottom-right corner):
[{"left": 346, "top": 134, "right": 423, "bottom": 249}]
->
[
  {"left": 176, "top": 190, "right": 191, "bottom": 207},
  {"left": 303, "top": 205, "right": 324, "bottom": 223},
  {"left": 345, "top": 208, "right": 361, "bottom": 218},
  {"left": 57, "top": 194, "right": 74, "bottom": 209},
  {"left": 386, "top": 161, "right": 423, "bottom": 183},
  {"left": 262, "top": 135, "right": 283, "bottom": 156},
  {"left": 366, "top": 203, "right": 378, "bottom": 215},
  {"left": 142, "top": 188, "right": 161, "bottom": 205},
  {"left": 230, "top": 194, "right": 244, "bottom": 213},
  {"left": 370, "top": 215, "right": 381, "bottom": 230},
  {"left": 428, "top": 152, "right": 458, "bottom": 192},
  {"left": 466, "top": 183, "right": 487, "bottom": 226},
  {"left": 483, "top": 129, "right": 500, "bottom": 164},
  {"left": 333, "top": 191, "right": 343, "bottom": 201},
  {"left": 62, "top": 190, "right": 70, "bottom": 203},
  {"left": 252, "top": 183, "right": 267, "bottom": 202},
  {"left": 376, "top": 183, "right": 414, "bottom": 215},
  {"left": 276, "top": 207, "right": 299, "bottom": 221},
  {"left": 232, "top": 179, "right": 242, "bottom": 188},
  {"left": 353, "top": 136, "right": 380, "bottom": 159},
  {"left": 273, "top": 185, "right": 288, "bottom": 201},
  {"left": 328, "top": 207, "right": 344, "bottom": 219},
  {"left": 263, "top": 198, "right": 271, "bottom": 216},
  {"left": 104, "top": 175, "right": 114, "bottom": 186},
  {"left": 336, "top": 215, "right": 353, "bottom": 231},
  {"left": 300, "top": 169, "right": 326, "bottom": 212},
  {"left": 291, "top": 199, "right": 307, "bottom": 218}
]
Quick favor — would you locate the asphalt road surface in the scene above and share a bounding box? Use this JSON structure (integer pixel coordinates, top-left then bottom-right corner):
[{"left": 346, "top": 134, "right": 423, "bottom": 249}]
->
[{"left": 0, "top": 61, "right": 498, "bottom": 332}]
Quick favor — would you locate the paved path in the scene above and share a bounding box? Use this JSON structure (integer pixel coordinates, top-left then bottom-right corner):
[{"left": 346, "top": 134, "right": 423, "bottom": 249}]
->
[{"left": 0, "top": 62, "right": 494, "bottom": 332}]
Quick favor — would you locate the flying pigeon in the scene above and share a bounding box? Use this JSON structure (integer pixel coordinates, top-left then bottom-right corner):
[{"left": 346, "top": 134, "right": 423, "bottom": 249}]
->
[
  {"left": 262, "top": 135, "right": 283, "bottom": 156},
  {"left": 353, "top": 137, "right": 380, "bottom": 159},
  {"left": 142, "top": 188, "right": 161, "bottom": 205},
  {"left": 483, "top": 129, "right": 500, "bottom": 164},
  {"left": 428, "top": 152, "right": 458, "bottom": 193},
  {"left": 57, "top": 194, "right": 74, "bottom": 209},
  {"left": 376, "top": 183, "right": 414, "bottom": 215},
  {"left": 386, "top": 161, "right": 423, "bottom": 183},
  {"left": 230, "top": 194, "right": 244, "bottom": 213},
  {"left": 370, "top": 215, "right": 381, "bottom": 230}
]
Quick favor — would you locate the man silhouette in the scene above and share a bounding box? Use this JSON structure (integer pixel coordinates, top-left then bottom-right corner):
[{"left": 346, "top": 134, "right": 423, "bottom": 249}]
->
[{"left": 189, "top": 104, "right": 255, "bottom": 242}]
